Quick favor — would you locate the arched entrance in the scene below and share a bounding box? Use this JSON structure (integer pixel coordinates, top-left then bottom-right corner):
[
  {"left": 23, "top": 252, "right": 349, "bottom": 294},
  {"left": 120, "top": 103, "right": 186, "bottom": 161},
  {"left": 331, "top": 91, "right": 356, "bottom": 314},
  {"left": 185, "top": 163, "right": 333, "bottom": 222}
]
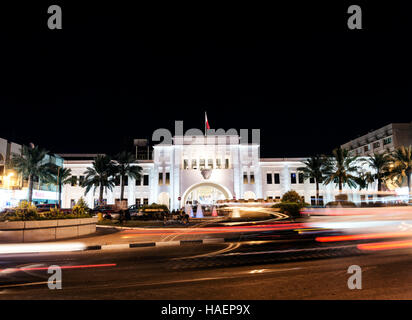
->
[
  {"left": 157, "top": 192, "right": 170, "bottom": 208},
  {"left": 182, "top": 182, "right": 232, "bottom": 206},
  {"left": 243, "top": 191, "right": 257, "bottom": 200}
]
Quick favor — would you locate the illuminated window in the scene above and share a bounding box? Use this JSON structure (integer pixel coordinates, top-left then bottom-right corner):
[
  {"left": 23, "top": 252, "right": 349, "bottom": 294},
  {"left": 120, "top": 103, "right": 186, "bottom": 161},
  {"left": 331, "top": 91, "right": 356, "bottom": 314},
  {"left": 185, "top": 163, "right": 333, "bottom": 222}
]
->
[
  {"left": 243, "top": 172, "right": 248, "bottom": 184},
  {"left": 216, "top": 158, "right": 221, "bottom": 169},
  {"left": 291, "top": 173, "right": 296, "bottom": 184},
  {"left": 225, "top": 158, "right": 230, "bottom": 169},
  {"left": 158, "top": 172, "right": 163, "bottom": 185},
  {"left": 165, "top": 172, "right": 170, "bottom": 185},
  {"left": 208, "top": 159, "right": 213, "bottom": 169},
  {"left": 250, "top": 172, "right": 255, "bottom": 184},
  {"left": 199, "top": 159, "right": 205, "bottom": 169}
]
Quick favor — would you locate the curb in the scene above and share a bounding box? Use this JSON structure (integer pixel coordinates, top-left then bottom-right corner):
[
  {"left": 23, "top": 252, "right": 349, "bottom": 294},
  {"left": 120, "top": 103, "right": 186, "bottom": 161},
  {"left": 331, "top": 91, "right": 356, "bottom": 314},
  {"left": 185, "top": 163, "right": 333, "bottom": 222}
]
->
[{"left": 84, "top": 238, "right": 226, "bottom": 251}]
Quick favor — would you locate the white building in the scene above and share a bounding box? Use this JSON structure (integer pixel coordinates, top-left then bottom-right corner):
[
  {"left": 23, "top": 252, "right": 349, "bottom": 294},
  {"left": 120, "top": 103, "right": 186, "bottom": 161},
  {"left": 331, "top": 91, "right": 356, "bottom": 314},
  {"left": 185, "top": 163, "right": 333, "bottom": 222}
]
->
[
  {"left": 0, "top": 137, "right": 62, "bottom": 209},
  {"left": 62, "top": 133, "right": 394, "bottom": 210}
]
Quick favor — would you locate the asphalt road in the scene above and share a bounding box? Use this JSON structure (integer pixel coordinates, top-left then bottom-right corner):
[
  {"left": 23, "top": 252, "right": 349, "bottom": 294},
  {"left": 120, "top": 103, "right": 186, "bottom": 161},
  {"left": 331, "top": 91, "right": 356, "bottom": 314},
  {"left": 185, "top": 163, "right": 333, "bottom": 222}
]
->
[{"left": 1, "top": 239, "right": 412, "bottom": 299}]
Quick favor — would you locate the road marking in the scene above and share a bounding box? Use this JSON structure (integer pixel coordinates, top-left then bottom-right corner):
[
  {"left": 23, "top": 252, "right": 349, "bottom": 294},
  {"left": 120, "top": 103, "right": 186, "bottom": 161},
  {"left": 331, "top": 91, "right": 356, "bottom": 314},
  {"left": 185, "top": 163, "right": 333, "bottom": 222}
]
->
[{"left": 155, "top": 241, "right": 181, "bottom": 247}]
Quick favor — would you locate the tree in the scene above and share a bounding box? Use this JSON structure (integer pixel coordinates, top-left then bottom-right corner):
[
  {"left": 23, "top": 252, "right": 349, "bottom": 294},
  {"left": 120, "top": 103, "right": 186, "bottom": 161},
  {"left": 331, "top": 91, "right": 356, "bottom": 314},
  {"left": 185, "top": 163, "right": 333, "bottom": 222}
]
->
[
  {"left": 11, "top": 144, "right": 54, "bottom": 204},
  {"left": 360, "top": 152, "right": 391, "bottom": 192},
  {"left": 113, "top": 151, "right": 143, "bottom": 201},
  {"left": 323, "top": 147, "right": 359, "bottom": 192},
  {"left": 298, "top": 155, "right": 326, "bottom": 205},
  {"left": 47, "top": 166, "right": 72, "bottom": 207},
  {"left": 82, "top": 155, "right": 116, "bottom": 205},
  {"left": 389, "top": 145, "right": 412, "bottom": 201}
]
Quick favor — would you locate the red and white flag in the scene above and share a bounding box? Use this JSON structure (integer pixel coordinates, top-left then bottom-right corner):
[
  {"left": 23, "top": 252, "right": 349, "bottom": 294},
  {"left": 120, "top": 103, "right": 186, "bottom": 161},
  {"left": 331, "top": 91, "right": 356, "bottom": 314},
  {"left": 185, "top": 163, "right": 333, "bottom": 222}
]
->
[{"left": 205, "top": 112, "right": 210, "bottom": 130}]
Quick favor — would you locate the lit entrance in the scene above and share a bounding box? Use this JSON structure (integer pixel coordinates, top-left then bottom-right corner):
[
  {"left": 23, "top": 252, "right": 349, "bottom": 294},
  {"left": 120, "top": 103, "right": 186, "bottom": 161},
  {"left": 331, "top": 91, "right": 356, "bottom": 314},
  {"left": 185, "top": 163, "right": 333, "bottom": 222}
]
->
[{"left": 183, "top": 183, "right": 231, "bottom": 206}]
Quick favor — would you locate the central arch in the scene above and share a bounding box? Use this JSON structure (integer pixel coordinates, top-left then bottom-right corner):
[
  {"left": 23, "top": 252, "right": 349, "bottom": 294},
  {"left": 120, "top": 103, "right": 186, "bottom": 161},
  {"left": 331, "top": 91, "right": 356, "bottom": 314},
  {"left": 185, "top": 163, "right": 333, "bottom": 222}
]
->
[{"left": 182, "top": 182, "right": 232, "bottom": 206}]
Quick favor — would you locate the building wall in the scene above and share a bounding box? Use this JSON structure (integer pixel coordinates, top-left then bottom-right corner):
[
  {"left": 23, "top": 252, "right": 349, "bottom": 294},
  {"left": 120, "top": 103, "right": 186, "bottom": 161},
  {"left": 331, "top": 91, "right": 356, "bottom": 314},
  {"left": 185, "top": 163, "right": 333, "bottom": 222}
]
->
[{"left": 62, "top": 135, "right": 398, "bottom": 210}]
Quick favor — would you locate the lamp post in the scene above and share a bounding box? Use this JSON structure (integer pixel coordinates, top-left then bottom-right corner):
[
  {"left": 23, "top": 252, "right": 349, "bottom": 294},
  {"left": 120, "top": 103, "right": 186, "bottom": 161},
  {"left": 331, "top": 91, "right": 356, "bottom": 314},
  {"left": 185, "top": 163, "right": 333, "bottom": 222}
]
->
[{"left": 56, "top": 166, "right": 61, "bottom": 207}]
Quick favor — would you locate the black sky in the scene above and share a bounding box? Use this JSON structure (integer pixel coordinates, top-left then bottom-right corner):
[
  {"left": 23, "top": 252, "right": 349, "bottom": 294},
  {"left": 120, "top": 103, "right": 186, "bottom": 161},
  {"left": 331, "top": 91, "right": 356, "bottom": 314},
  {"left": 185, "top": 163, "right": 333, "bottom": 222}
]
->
[{"left": 0, "top": 2, "right": 411, "bottom": 158}]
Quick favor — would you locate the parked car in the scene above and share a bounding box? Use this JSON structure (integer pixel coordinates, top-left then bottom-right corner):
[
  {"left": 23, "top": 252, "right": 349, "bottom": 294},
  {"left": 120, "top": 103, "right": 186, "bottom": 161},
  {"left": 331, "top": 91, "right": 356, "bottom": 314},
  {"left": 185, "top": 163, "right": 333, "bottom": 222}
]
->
[
  {"left": 90, "top": 205, "right": 121, "bottom": 219},
  {"left": 127, "top": 204, "right": 142, "bottom": 217},
  {"left": 36, "top": 203, "right": 60, "bottom": 212}
]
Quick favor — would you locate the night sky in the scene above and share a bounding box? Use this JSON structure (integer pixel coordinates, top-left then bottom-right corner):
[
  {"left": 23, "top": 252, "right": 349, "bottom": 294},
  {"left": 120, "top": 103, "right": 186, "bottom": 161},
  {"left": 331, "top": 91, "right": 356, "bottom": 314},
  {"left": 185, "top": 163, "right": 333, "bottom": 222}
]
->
[{"left": 0, "top": 2, "right": 411, "bottom": 158}]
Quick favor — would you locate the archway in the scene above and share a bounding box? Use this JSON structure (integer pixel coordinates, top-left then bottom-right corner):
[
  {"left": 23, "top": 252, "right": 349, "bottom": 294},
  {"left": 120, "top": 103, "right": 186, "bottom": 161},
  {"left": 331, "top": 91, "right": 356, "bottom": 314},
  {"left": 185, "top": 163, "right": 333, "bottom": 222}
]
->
[
  {"left": 157, "top": 192, "right": 170, "bottom": 208},
  {"left": 243, "top": 191, "right": 257, "bottom": 200},
  {"left": 182, "top": 182, "right": 232, "bottom": 206}
]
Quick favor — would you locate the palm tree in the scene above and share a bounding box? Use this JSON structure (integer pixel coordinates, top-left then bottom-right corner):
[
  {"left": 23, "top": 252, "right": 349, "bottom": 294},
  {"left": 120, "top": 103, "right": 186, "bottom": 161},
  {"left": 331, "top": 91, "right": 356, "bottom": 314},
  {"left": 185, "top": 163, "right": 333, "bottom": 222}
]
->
[
  {"left": 323, "top": 147, "right": 359, "bottom": 192},
  {"left": 298, "top": 155, "right": 326, "bottom": 205},
  {"left": 47, "top": 166, "right": 72, "bottom": 207},
  {"left": 11, "top": 144, "right": 54, "bottom": 204},
  {"left": 361, "top": 152, "right": 391, "bottom": 192},
  {"left": 389, "top": 145, "right": 412, "bottom": 201},
  {"left": 113, "top": 151, "right": 143, "bottom": 202},
  {"left": 82, "top": 155, "right": 116, "bottom": 205}
]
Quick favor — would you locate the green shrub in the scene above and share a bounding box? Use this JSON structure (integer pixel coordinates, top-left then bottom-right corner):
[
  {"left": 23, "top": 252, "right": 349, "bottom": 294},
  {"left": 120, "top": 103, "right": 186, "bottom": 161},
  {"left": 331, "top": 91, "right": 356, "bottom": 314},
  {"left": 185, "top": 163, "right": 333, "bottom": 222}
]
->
[
  {"left": 72, "top": 197, "right": 90, "bottom": 216},
  {"left": 273, "top": 202, "right": 303, "bottom": 217},
  {"left": 281, "top": 190, "right": 304, "bottom": 204},
  {"left": 140, "top": 203, "right": 169, "bottom": 212},
  {"left": 335, "top": 193, "right": 348, "bottom": 201}
]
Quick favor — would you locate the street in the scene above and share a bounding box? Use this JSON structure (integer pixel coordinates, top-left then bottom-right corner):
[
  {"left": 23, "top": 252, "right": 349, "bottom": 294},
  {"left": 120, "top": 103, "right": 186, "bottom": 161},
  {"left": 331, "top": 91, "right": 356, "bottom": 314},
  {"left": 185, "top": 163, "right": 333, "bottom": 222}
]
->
[{"left": 2, "top": 239, "right": 412, "bottom": 299}]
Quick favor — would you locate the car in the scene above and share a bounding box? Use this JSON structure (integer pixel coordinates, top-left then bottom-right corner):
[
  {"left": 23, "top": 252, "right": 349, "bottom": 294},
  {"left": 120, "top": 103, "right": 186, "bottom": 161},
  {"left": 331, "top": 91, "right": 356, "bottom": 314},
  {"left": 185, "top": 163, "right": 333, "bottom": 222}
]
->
[
  {"left": 36, "top": 203, "right": 60, "bottom": 212},
  {"left": 127, "top": 204, "right": 142, "bottom": 217},
  {"left": 90, "top": 205, "right": 121, "bottom": 219}
]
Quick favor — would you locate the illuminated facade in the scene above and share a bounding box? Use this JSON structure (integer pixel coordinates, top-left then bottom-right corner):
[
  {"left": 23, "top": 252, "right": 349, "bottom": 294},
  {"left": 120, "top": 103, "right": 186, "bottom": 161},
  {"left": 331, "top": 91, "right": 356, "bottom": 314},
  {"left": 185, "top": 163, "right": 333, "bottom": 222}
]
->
[
  {"left": 0, "top": 137, "right": 62, "bottom": 209},
  {"left": 62, "top": 133, "right": 408, "bottom": 210}
]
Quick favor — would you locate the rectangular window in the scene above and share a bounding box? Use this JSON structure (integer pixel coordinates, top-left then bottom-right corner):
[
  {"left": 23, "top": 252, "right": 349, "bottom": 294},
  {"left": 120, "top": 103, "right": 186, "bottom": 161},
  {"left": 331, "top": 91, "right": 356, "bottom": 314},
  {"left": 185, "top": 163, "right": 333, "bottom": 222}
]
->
[
  {"left": 165, "top": 172, "right": 170, "bottom": 185},
  {"left": 199, "top": 159, "right": 205, "bottom": 169},
  {"left": 298, "top": 172, "right": 304, "bottom": 184},
  {"left": 250, "top": 172, "right": 255, "bottom": 184},
  {"left": 243, "top": 172, "right": 248, "bottom": 184},
  {"left": 311, "top": 196, "right": 316, "bottom": 206},
  {"left": 309, "top": 177, "right": 315, "bottom": 184},
  {"left": 136, "top": 176, "right": 141, "bottom": 186},
  {"left": 216, "top": 158, "right": 221, "bottom": 169},
  {"left": 71, "top": 176, "right": 78, "bottom": 187},
  {"left": 364, "top": 144, "right": 370, "bottom": 152},
  {"left": 114, "top": 175, "right": 120, "bottom": 186},
  {"left": 136, "top": 198, "right": 141, "bottom": 207},
  {"left": 208, "top": 159, "right": 213, "bottom": 169},
  {"left": 291, "top": 173, "right": 297, "bottom": 184},
  {"left": 183, "top": 159, "right": 189, "bottom": 170},
  {"left": 70, "top": 199, "right": 75, "bottom": 208},
  {"left": 383, "top": 137, "right": 392, "bottom": 145},
  {"left": 158, "top": 172, "right": 163, "bottom": 185},
  {"left": 79, "top": 176, "right": 85, "bottom": 186},
  {"left": 192, "top": 159, "right": 197, "bottom": 170},
  {"left": 275, "top": 196, "right": 281, "bottom": 201},
  {"left": 319, "top": 196, "right": 324, "bottom": 206},
  {"left": 143, "top": 175, "right": 149, "bottom": 186},
  {"left": 123, "top": 176, "right": 128, "bottom": 186},
  {"left": 266, "top": 173, "right": 272, "bottom": 184},
  {"left": 274, "top": 173, "right": 280, "bottom": 184},
  {"left": 373, "top": 141, "right": 380, "bottom": 149},
  {"left": 225, "top": 158, "right": 229, "bottom": 169},
  {"left": 143, "top": 198, "right": 149, "bottom": 205}
]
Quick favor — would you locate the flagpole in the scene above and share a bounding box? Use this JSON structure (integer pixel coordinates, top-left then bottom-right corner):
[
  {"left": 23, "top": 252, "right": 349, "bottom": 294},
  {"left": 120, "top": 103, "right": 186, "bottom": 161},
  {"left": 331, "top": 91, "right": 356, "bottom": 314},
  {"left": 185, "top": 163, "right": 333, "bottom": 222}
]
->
[{"left": 204, "top": 111, "right": 206, "bottom": 136}]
